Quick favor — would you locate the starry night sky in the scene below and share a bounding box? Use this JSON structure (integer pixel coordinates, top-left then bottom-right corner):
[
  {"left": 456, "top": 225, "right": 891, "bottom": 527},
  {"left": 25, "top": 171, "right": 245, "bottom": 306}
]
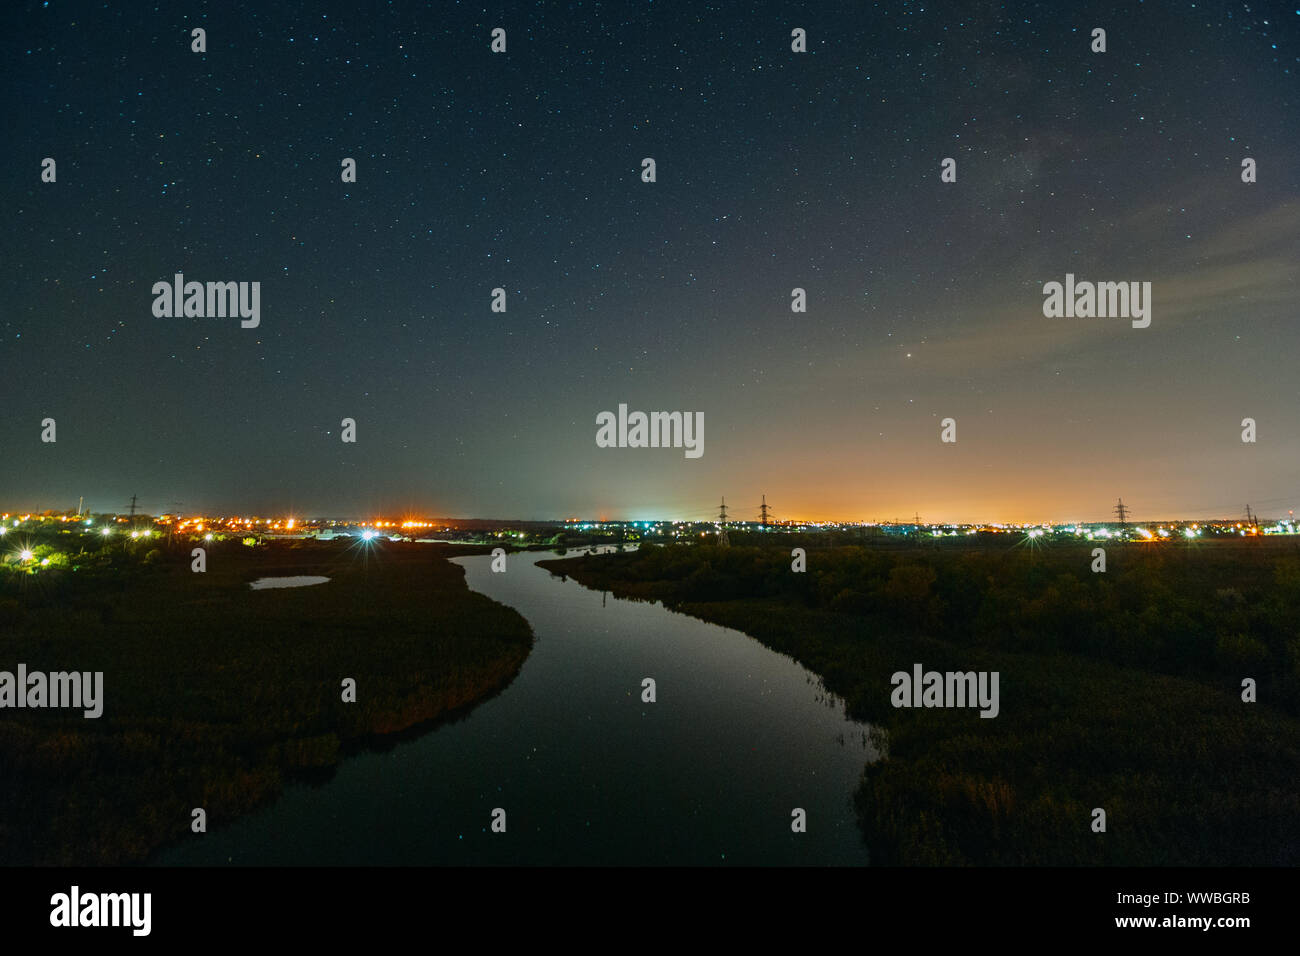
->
[{"left": 2, "top": 1, "right": 1297, "bottom": 522}]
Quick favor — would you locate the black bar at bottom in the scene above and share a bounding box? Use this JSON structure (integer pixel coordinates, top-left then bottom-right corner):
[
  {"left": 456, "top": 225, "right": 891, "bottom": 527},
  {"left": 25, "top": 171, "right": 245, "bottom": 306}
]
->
[{"left": 1, "top": 866, "right": 1280, "bottom": 942}]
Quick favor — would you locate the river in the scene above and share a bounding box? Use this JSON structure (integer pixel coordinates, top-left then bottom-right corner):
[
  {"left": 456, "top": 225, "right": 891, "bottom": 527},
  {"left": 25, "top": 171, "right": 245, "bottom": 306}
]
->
[{"left": 154, "top": 547, "right": 876, "bottom": 865}]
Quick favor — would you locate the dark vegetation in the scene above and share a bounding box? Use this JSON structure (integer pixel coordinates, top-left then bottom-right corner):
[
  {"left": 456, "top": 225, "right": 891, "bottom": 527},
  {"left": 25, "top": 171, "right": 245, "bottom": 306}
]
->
[
  {"left": 540, "top": 538, "right": 1300, "bottom": 865},
  {"left": 0, "top": 538, "right": 533, "bottom": 865}
]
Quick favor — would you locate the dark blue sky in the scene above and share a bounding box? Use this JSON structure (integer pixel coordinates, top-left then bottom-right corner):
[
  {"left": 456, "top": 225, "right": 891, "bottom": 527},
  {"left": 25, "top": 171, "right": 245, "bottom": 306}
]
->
[{"left": 2, "top": 1, "right": 1297, "bottom": 522}]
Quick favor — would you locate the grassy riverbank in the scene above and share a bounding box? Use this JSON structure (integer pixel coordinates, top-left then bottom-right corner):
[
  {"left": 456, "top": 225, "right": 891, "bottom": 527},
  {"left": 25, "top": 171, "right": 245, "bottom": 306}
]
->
[
  {"left": 0, "top": 540, "right": 533, "bottom": 865},
  {"left": 539, "top": 540, "right": 1300, "bottom": 865}
]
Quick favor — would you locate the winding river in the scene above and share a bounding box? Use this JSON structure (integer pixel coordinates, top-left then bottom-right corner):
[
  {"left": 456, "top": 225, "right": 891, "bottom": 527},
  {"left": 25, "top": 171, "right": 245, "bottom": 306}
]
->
[{"left": 154, "top": 548, "right": 876, "bottom": 865}]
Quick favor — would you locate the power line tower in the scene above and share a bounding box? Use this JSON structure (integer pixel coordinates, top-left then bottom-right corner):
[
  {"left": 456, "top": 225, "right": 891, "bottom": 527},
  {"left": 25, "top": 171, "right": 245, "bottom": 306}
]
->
[
  {"left": 1113, "top": 498, "right": 1129, "bottom": 526},
  {"left": 759, "top": 494, "right": 770, "bottom": 529},
  {"left": 128, "top": 494, "right": 139, "bottom": 517},
  {"left": 717, "top": 497, "right": 730, "bottom": 548},
  {"left": 1245, "top": 505, "right": 1257, "bottom": 528}
]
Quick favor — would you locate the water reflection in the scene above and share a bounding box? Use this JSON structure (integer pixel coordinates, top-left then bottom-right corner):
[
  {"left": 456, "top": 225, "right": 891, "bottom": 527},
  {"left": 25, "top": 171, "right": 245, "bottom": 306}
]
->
[{"left": 156, "top": 548, "right": 874, "bottom": 865}]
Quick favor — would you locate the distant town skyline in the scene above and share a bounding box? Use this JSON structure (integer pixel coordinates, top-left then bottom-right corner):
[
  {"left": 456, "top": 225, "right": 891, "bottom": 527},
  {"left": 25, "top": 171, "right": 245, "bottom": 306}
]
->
[{"left": 2, "top": 495, "right": 1294, "bottom": 528}]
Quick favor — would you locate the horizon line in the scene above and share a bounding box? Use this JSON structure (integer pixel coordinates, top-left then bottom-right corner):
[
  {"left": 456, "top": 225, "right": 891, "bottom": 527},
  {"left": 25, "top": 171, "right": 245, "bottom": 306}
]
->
[{"left": 3, "top": 507, "right": 1288, "bottom": 527}]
